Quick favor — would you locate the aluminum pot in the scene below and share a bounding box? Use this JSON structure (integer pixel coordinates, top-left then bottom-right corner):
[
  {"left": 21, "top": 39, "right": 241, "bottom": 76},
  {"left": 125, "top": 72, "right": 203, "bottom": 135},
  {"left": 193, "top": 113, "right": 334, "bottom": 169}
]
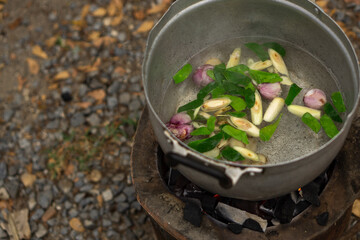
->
[{"left": 142, "top": 0, "right": 360, "bottom": 200}]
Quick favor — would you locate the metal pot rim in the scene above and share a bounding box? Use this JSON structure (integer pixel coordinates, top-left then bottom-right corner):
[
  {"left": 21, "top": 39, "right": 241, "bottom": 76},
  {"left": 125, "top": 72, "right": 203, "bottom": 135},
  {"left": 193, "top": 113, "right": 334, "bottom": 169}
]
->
[{"left": 142, "top": 0, "right": 360, "bottom": 169}]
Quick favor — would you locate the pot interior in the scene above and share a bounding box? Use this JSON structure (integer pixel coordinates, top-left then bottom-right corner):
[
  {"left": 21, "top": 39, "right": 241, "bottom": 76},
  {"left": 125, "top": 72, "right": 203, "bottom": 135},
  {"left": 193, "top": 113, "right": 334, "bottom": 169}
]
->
[{"left": 143, "top": 0, "right": 359, "bottom": 164}]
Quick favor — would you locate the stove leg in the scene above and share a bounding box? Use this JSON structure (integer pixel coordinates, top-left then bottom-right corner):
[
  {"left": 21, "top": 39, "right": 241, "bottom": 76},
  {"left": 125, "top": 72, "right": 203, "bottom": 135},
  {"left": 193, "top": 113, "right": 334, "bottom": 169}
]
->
[{"left": 150, "top": 218, "right": 177, "bottom": 240}]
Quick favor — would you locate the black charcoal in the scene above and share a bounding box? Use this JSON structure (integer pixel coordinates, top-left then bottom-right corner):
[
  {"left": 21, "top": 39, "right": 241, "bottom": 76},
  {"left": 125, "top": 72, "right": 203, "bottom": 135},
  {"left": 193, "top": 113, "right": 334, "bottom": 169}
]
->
[
  {"left": 316, "top": 212, "right": 329, "bottom": 226},
  {"left": 183, "top": 200, "right": 202, "bottom": 227},
  {"left": 227, "top": 223, "right": 242, "bottom": 234},
  {"left": 243, "top": 219, "right": 263, "bottom": 233}
]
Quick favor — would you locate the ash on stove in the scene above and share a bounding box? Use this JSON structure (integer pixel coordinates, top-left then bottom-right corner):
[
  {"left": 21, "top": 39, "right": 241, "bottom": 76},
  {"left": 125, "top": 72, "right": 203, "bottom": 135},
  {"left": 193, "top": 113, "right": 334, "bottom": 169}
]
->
[{"left": 157, "top": 147, "right": 333, "bottom": 234}]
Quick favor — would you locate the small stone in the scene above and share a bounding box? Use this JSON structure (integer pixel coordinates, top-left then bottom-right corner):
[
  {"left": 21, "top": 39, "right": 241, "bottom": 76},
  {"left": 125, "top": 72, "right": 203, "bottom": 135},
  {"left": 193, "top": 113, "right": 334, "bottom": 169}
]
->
[
  {"left": 28, "top": 198, "right": 37, "bottom": 210},
  {"left": 31, "top": 209, "right": 45, "bottom": 221},
  {"left": 84, "top": 220, "right": 96, "bottom": 230},
  {"left": 117, "top": 202, "right": 130, "bottom": 213},
  {"left": 21, "top": 173, "right": 36, "bottom": 187},
  {"left": 60, "top": 227, "right": 69, "bottom": 235},
  {"left": 115, "top": 193, "right": 127, "bottom": 203},
  {"left": 0, "top": 162, "right": 7, "bottom": 180},
  {"left": 102, "top": 189, "right": 113, "bottom": 202},
  {"left": 89, "top": 209, "right": 99, "bottom": 220},
  {"left": 107, "top": 81, "right": 121, "bottom": 94},
  {"left": 119, "top": 92, "right": 131, "bottom": 104},
  {"left": 48, "top": 12, "right": 57, "bottom": 21},
  {"left": 35, "top": 224, "right": 48, "bottom": 238},
  {"left": 69, "top": 208, "right": 79, "bottom": 218},
  {"left": 118, "top": 32, "right": 127, "bottom": 42},
  {"left": 107, "top": 96, "right": 118, "bottom": 110},
  {"left": 58, "top": 178, "right": 73, "bottom": 194},
  {"left": 46, "top": 119, "right": 60, "bottom": 129},
  {"left": 112, "top": 173, "right": 125, "bottom": 182},
  {"left": 5, "top": 179, "right": 19, "bottom": 198},
  {"left": 37, "top": 190, "right": 53, "bottom": 209},
  {"left": 78, "top": 84, "right": 88, "bottom": 97},
  {"left": 90, "top": 169, "right": 102, "bottom": 182},
  {"left": 123, "top": 186, "right": 136, "bottom": 202},
  {"left": 74, "top": 193, "right": 86, "bottom": 203},
  {"left": 70, "top": 113, "right": 85, "bottom": 127},
  {"left": 0, "top": 188, "right": 9, "bottom": 200},
  {"left": 102, "top": 218, "right": 112, "bottom": 227},
  {"left": 7, "top": 165, "right": 19, "bottom": 176},
  {"left": 41, "top": 206, "right": 57, "bottom": 222},
  {"left": 131, "top": 201, "right": 142, "bottom": 211},
  {"left": 110, "top": 212, "right": 120, "bottom": 222},
  {"left": 3, "top": 109, "right": 14, "bottom": 122},
  {"left": 47, "top": 218, "right": 57, "bottom": 226},
  {"left": 128, "top": 99, "right": 141, "bottom": 111},
  {"left": 86, "top": 113, "right": 101, "bottom": 126},
  {"left": 19, "top": 138, "right": 31, "bottom": 149},
  {"left": 69, "top": 218, "right": 85, "bottom": 232}
]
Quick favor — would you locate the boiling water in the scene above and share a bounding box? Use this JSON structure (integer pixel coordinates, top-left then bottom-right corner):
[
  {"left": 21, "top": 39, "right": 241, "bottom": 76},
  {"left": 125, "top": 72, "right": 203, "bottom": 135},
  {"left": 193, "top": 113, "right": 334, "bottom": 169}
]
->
[{"left": 165, "top": 37, "right": 342, "bottom": 164}]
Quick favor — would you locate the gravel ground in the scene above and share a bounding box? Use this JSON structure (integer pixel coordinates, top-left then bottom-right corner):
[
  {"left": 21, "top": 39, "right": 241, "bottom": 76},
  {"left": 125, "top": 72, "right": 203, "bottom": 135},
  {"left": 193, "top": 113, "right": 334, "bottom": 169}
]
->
[{"left": 0, "top": 0, "right": 358, "bottom": 239}]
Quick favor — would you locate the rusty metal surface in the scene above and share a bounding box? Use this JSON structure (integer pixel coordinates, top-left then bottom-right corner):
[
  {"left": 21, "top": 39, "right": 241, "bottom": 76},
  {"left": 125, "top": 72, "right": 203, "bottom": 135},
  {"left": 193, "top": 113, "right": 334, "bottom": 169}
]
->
[{"left": 131, "top": 107, "right": 360, "bottom": 240}]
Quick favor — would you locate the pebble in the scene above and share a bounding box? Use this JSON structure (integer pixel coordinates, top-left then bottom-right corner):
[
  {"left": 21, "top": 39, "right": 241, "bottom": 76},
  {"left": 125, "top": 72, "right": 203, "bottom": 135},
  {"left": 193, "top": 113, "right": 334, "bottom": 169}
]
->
[
  {"left": 28, "top": 197, "right": 37, "bottom": 210},
  {"left": 84, "top": 220, "right": 96, "bottom": 230},
  {"left": 89, "top": 169, "right": 102, "bottom": 182},
  {"left": 69, "top": 208, "right": 79, "bottom": 218},
  {"left": 123, "top": 186, "right": 136, "bottom": 202},
  {"left": 128, "top": 99, "right": 142, "bottom": 111},
  {"left": 102, "top": 189, "right": 113, "bottom": 202},
  {"left": 35, "top": 224, "right": 48, "bottom": 238},
  {"left": 19, "top": 138, "right": 31, "bottom": 149},
  {"left": 119, "top": 92, "right": 131, "bottom": 105},
  {"left": 112, "top": 173, "right": 125, "bottom": 182},
  {"left": 115, "top": 193, "right": 127, "bottom": 203},
  {"left": 74, "top": 193, "right": 86, "bottom": 203},
  {"left": 46, "top": 119, "right": 60, "bottom": 129},
  {"left": 3, "top": 109, "right": 14, "bottom": 122},
  {"left": 37, "top": 190, "right": 53, "bottom": 209},
  {"left": 58, "top": 178, "right": 73, "bottom": 194},
  {"left": 107, "top": 81, "right": 121, "bottom": 94},
  {"left": 78, "top": 84, "right": 89, "bottom": 97},
  {"left": 0, "top": 188, "right": 9, "bottom": 200},
  {"left": 118, "top": 32, "right": 127, "bottom": 42},
  {"left": 89, "top": 209, "right": 99, "bottom": 220},
  {"left": 31, "top": 208, "right": 45, "bottom": 221},
  {"left": 0, "top": 162, "right": 7, "bottom": 180},
  {"left": 107, "top": 96, "right": 118, "bottom": 109},
  {"left": 86, "top": 113, "right": 101, "bottom": 126},
  {"left": 117, "top": 202, "right": 130, "bottom": 213},
  {"left": 60, "top": 227, "right": 69, "bottom": 235},
  {"left": 102, "top": 218, "right": 112, "bottom": 227},
  {"left": 70, "top": 112, "right": 85, "bottom": 127},
  {"left": 5, "top": 179, "right": 19, "bottom": 198}
]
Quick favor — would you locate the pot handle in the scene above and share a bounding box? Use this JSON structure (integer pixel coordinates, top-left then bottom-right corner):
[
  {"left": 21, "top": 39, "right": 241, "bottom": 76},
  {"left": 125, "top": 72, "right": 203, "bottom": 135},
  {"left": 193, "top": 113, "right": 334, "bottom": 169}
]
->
[{"left": 164, "top": 130, "right": 263, "bottom": 189}]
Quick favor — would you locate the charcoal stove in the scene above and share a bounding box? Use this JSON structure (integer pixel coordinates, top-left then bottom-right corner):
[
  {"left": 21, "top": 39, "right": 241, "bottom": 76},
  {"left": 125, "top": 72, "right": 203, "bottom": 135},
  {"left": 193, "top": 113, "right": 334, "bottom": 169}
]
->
[{"left": 131, "top": 107, "right": 360, "bottom": 240}]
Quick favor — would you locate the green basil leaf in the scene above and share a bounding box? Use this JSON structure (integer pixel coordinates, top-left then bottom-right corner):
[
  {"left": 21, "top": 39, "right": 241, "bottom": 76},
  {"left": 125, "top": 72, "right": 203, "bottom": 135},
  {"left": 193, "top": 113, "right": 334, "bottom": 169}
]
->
[
  {"left": 212, "top": 86, "right": 226, "bottom": 98},
  {"left": 223, "top": 82, "right": 245, "bottom": 95},
  {"left": 178, "top": 99, "right": 203, "bottom": 113},
  {"left": 191, "top": 127, "right": 211, "bottom": 136},
  {"left": 245, "top": 42, "right": 269, "bottom": 62},
  {"left": 285, "top": 83, "right": 302, "bottom": 106},
  {"left": 324, "top": 103, "right": 342, "bottom": 123},
  {"left": 222, "top": 95, "right": 247, "bottom": 112},
  {"left": 222, "top": 125, "right": 249, "bottom": 144},
  {"left": 331, "top": 92, "right": 346, "bottom": 113},
  {"left": 221, "top": 146, "right": 244, "bottom": 161},
  {"left": 228, "top": 112, "right": 246, "bottom": 118},
  {"left": 260, "top": 113, "right": 283, "bottom": 141},
  {"left": 262, "top": 42, "right": 286, "bottom": 57},
  {"left": 224, "top": 70, "right": 251, "bottom": 86},
  {"left": 320, "top": 114, "right": 339, "bottom": 139},
  {"left": 188, "top": 133, "right": 223, "bottom": 153},
  {"left": 197, "top": 82, "right": 218, "bottom": 100},
  {"left": 187, "top": 110, "right": 195, "bottom": 120},
  {"left": 173, "top": 64, "right": 192, "bottom": 84},
  {"left": 243, "top": 88, "right": 255, "bottom": 108},
  {"left": 227, "top": 64, "right": 250, "bottom": 74},
  {"left": 249, "top": 70, "right": 282, "bottom": 84},
  {"left": 246, "top": 82, "right": 256, "bottom": 91},
  {"left": 207, "top": 116, "right": 217, "bottom": 132},
  {"left": 207, "top": 69, "right": 215, "bottom": 80},
  {"left": 302, "top": 112, "right": 321, "bottom": 133},
  {"left": 213, "top": 63, "right": 226, "bottom": 83}
]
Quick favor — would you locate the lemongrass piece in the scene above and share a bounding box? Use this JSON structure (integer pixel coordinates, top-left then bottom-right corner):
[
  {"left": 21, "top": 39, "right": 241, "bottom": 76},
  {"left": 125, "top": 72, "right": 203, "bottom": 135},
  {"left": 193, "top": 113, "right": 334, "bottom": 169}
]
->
[
  {"left": 258, "top": 154, "right": 267, "bottom": 164},
  {"left": 249, "top": 60, "right": 272, "bottom": 71},
  {"left": 228, "top": 138, "right": 246, "bottom": 148},
  {"left": 269, "top": 49, "right": 289, "bottom": 76},
  {"left": 267, "top": 66, "right": 275, "bottom": 73},
  {"left": 218, "top": 139, "right": 229, "bottom": 149},
  {"left": 288, "top": 105, "right": 321, "bottom": 120},
  {"left": 233, "top": 146, "right": 259, "bottom": 162},
  {"left": 214, "top": 106, "right": 232, "bottom": 116},
  {"left": 251, "top": 91, "right": 263, "bottom": 125},
  {"left": 203, "top": 148, "right": 220, "bottom": 158},
  {"left": 192, "top": 122, "right": 205, "bottom": 129},
  {"left": 205, "top": 58, "right": 222, "bottom": 66},
  {"left": 198, "top": 111, "right": 212, "bottom": 119},
  {"left": 280, "top": 76, "right": 293, "bottom": 86},
  {"left": 247, "top": 58, "right": 255, "bottom": 66},
  {"left": 245, "top": 138, "right": 257, "bottom": 152},
  {"left": 226, "top": 48, "right": 241, "bottom": 69},
  {"left": 202, "top": 98, "right": 232, "bottom": 112},
  {"left": 193, "top": 106, "right": 201, "bottom": 119},
  {"left": 264, "top": 97, "right": 285, "bottom": 122},
  {"left": 229, "top": 117, "right": 260, "bottom": 137}
]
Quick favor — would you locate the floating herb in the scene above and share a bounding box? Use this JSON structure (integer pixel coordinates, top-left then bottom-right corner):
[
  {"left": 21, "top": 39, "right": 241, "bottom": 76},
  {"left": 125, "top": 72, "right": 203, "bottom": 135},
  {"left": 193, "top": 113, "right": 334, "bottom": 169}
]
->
[
  {"left": 243, "top": 88, "right": 256, "bottom": 108},
  {"left": 197, "top": 82, "right": 218, "bottom": 100},
  {"left": 191, "top": 127, "right": 211, "bottom": 136},
  {"left": 221, "top": 146, "right": 245, "bottom": 161},
  {"left": 285, "top": 83, "right": 302, "bottom": 106},
  {"left": 213, "top": 63, "right": 226, "bottom": 83},
  {"left": 227, "top": 64, "right": 250, "bottom": 74},
  {"left": 228, "top": 112, "right": 246, "bottom": 118},
  {"left": 207, "top": 116, "right": 217, "bottom": 132},
  {"left": 222, "top": 95, "right": 247, "bottom": 112},
  {"left": 207, "top": 69, "right": 215, "bottom": 80},
  {"left": 331, "top": 92, "right": 346, "bottom": 113},
  {"left": 173, "top": 64, "right": 192, "bottom": 84},
  {"left": 301, "top": 112, "right": 321, "bottom": 133},
  {"left": 245, "top": 42, "right": 269, "bottom": 62},
  {"left": 260, "top": 113, "right": 283, "bottom": 141},
  {"left": 222, "top": 125, "right": 249, "bottom": 144},
  {"left": 324, "top": 103, "right": 342, "bottom": 123},
  {"left": 224, "top": 70, "right": 251, "bottom": 86},
  {"left": 262, "top": 42, "right": 286, "bottom": 57},
  {"left": 320, "top": 114, "right": 339, "bottom": 139},
  {"left": 188, "top": 132, "right": 223, "bottom": 153},
  {"left": 177, "top": 99, "right": 203, "bottom": 113},
  {"left": 249, "top": 70, "right": 282, "bottom": 84},
  {"left": 212, "top": 86, "right": 226, "bottom": 98}
]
